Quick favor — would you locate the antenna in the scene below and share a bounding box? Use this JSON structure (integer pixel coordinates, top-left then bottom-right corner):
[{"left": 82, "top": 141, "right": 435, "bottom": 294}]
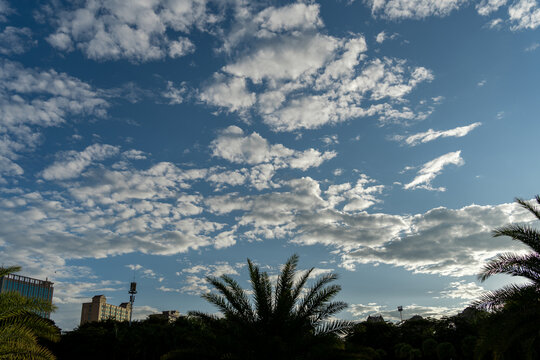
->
[{"left": 128, "top": 281, "right": 137, "bottom": 326}]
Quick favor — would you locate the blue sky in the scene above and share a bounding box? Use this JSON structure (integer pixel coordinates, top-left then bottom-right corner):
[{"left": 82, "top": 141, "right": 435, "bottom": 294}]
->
[{"left": 1, "top": 0, "right": 540, "bottom": 330}]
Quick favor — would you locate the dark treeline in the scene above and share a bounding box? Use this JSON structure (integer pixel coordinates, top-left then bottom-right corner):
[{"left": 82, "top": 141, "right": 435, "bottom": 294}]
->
[{"left": 52, "top": 300, "right": 540, "bottom": 360}]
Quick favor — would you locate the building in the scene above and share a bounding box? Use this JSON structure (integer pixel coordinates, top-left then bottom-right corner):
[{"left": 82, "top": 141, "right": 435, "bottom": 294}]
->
[
  {"left": 366, "top": 314, "right": 385, "bottom": 323},
  {"left": 80, "top": 295, "right": 131, "bottom": 325},
  {"left": 148, "top": 310, "right": 181, "bottom": 322},
  {"left": 0, "top": 273, "right": 54, "bottom": 318}
]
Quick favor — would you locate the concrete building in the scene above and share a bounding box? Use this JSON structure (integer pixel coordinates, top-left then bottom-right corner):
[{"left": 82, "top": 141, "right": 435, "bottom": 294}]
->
[
  {"left": 0, "top": 273, "right": 54, "bottom": 318},
  {"left": 80, "top": 295, "right": 131, "bottom": 325},
  {"left": 148, "top": 310, "right": 181, "bottom": 322}
]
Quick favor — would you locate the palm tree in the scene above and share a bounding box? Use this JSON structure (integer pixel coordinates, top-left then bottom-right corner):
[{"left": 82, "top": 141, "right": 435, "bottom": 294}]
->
[
  {"left": 0, "top": 266, "right": 60, "bottom": 359},
  {"left": 189, "top": 254, "right": 352, "bottom": 359},
  {"left": 474, "top": 196, "right": 540, "bottom": 310}
]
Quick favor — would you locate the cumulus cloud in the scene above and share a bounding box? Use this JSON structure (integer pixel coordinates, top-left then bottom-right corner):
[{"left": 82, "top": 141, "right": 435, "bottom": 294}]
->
[
  {"left": 394, "top": 122, "right": 481, "bottom": 146},
  {"left": 46, "top": 0, "right": 214, "bottom": 62},
  {"left": 199, "top": 1, "right": 434, "bottom": 132},
  {"left": 200, "top": 75, "right": 255, "bottom": 112},
  {"left": 41, "top": 143, "right": 120, "bottom": 180},
  {"left": 365, "top": 0, "right": 466, "bottom": 19},
  {"left": 210, "top": 126, "right": 336, "bottom": 171},
  {"left": 403, "top": 151, "right": 464, "bottom": 191},
  {"left": 477, "top": 0, "right": 508, "bottom": 15},
  {"left": 0, "top": 0, "right": 12, "bottom": 22},
  {"left": 0, "top": 27, "right": 36, "bottom": 55},
  {"left": 508, "top": 0, "right": 540, "bottom": 29},
  {"left": 438, "top": 280, "right": 486, "bottom": 300},
  {"left": 0, "top": 59, "right": 108, "bottom": 181}
]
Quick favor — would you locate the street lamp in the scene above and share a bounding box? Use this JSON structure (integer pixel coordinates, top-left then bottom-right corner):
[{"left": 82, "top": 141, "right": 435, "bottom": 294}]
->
[{"left": 129, "top": 282, "right": 137, "bottom": 326}]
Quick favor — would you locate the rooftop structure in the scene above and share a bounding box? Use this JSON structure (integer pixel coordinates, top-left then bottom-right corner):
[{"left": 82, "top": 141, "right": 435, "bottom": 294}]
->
[
  {"left": 366, "top": 314, "right": 385, "bottom": 323},
  {"left": 148, "top": 310, "right": 181, "bottom": 322},
  {"left": 0, "top": 273, "right": 54, "bottom": 318},
  {"left": 80, "top": 295, "right": 131, "bottom": 325}
]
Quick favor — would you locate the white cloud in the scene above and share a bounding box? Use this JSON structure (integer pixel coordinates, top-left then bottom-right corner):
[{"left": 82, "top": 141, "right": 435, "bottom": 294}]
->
[
  {"left": 0, "top": 27, "right": 36, "bottom": 55},
  {"left": 349, "top": 303, "right": 461, "bottom": 321},
  {"left": 375, "top": 31, "right": 387, "bottom": 43},
  {"left": 41, "top": 143, "right": 120, "bottom": 180},
  {"left": 508, "top": 0, "right": 540, "bottom": 29},
  {"left": 365, "top": 0, "right": 466, "bottom": 19},
  {"left": 438, "top": 280, "right": 486, "bottom": 300},
  {"left": 46, "top": 0, "right": 214, "bottom": 62},
  {"left": 210, "top": 126, "right": 336, "bottom": 171},
  {"left": 403, "top": 151, "right": 464, "bottom": 191},
  {"left": 477, "top": 0, "right": 508, "bottom": 15},
  {"left": 395, "top": 122, "right": 481, "bottom": 146},
  {"left": 254, "top": 3, "right": 323, "bottom": 35},
  {"left": 168, "top": 36, "right": 195, "bottom": 58},
  {"left": 200, "top": 5, "right": 434, "bottom": 132},
  {"left": 162, "top": 81, "right": 186, "bottom": 105},
  {"left": 0, "top": 60, "right": 108, "bottom": 181},
  {"left": 200, "top": 75, "right": 255, "bottom": 112},
  {"left": 525, "top": 42, "right": 540, "bottom": 51},
  {"left": 224, "top": 34, "right": 338, "bottom": 83},
  {"left": 0, "top": 0, "right": 12, "bottom": 22}
]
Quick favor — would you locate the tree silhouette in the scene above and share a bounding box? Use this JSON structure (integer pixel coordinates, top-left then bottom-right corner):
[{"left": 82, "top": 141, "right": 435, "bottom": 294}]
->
[
  {"left": 0, "top": 266, "right": 60, "bottom": 359},
  {"left": 474, "top": 196, "right": 540, "bottom": 310},
  {"left": 190, "top": 254, "right": 352, "bottom": 359}
]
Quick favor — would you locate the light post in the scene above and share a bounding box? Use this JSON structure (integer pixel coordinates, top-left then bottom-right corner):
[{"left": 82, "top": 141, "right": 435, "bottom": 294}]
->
[{"left": 129, "top": 282, "right": 137, "bottom": 326}]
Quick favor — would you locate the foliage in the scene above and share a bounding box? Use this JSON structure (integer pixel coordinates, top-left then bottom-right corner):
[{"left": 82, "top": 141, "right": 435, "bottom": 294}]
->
[
  {"left": 187, "top": 254, "right": 352, "bottom": 360},
  {"left": 0, "top": 266, "right": 60, "bottom": 360},
  {"left": 474, "top": 196, "right": 540, "bottom": 310}
]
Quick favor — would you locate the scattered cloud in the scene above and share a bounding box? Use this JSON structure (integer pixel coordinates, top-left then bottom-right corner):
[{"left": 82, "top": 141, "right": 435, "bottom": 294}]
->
[
  {"left": 41, "top": 144, "right": 120, "bottom": 180},
  {"left": 525, "top": 42, "right": 540, "bottom": 51},
  {"left": 476, "top": 0, "right": 508, "bottom": 16},
  {"left": 0, "top": 59, "right": 108, "bottom": 182},
  {"left": 210, "top": 126, "right": 336, "bottom": 171},
  {"left": 403, "top": 151, "right": 464, "bottom": 191},
  {"left": 45, "top": 0, "right": 216, "bottom": 62},
  {"left": 349, "top": 303, "right": 461, "bottom": 322},
  {"left": 508, "top": 0, "right": 540, "bottom": 30},
  {"left": 198, "top": 2, "right": 434, "bottom": 132},
  {"left": 394, "top": 122, "right": 481, "bottom": 146},
  {"left": 364, "top": 0, "right": 466, "bottom": 20},
  {"left": 0, "top": 27, "right": 36, "bottom": 55},
  {"left": 438, "top": 280, "right": 486, "bottom": 300}
]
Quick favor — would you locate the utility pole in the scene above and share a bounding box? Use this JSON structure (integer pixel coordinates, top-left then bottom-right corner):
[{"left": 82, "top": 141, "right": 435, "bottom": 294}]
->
[{"left": 128, "top": 282, "right": 137, "bottom": 326}]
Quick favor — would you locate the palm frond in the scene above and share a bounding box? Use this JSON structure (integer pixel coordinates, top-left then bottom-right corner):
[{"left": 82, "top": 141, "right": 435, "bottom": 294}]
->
[
  {"left": 0, "top": 266, "right": 21, "bottom": 278},
  {"left": 516, "top": 197, "right": 540, "bottom": 222},
  {"left": 493, "top": 224, "right": 540, "bottom": 254},
  {"left": 220, "top": 275, "right": 254, "bottom": 321},
  {"left": 314, "top": 319, "right": 354, "bottom": 336},
  {"left": 472, "top": 283, "right": 537, "bottom": 311},
  {"left": 248, "top": 259, "right": 272, "bottom": 322},
  {"left": 0, "top": 292, "right": 56, "bottom": 321},
  {"left": 204, "top": 276, "right": 253, "bottom": 321},
  {"left": 274, "top": 254, "right": 299, "bottom": 316},
  {"left": 201, "top": 292, "right": 237, "bottom": 318},
  {"left": 313, "top": 301, "right": 348, "bottom": 322},
  {"left": 297, "top": 273, "right": 339, "bottom": 317},
  {"left": 478, "top": 252, "right": 540, "bottom": 283},
  {"left": 292, "top": 267, "right": 313, "bottom": 303}
]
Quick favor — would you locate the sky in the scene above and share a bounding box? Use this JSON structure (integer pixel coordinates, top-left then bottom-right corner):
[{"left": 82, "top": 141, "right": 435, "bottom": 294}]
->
[{"left": 1, "top": 0, "right": 540, "bottom": 331}]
